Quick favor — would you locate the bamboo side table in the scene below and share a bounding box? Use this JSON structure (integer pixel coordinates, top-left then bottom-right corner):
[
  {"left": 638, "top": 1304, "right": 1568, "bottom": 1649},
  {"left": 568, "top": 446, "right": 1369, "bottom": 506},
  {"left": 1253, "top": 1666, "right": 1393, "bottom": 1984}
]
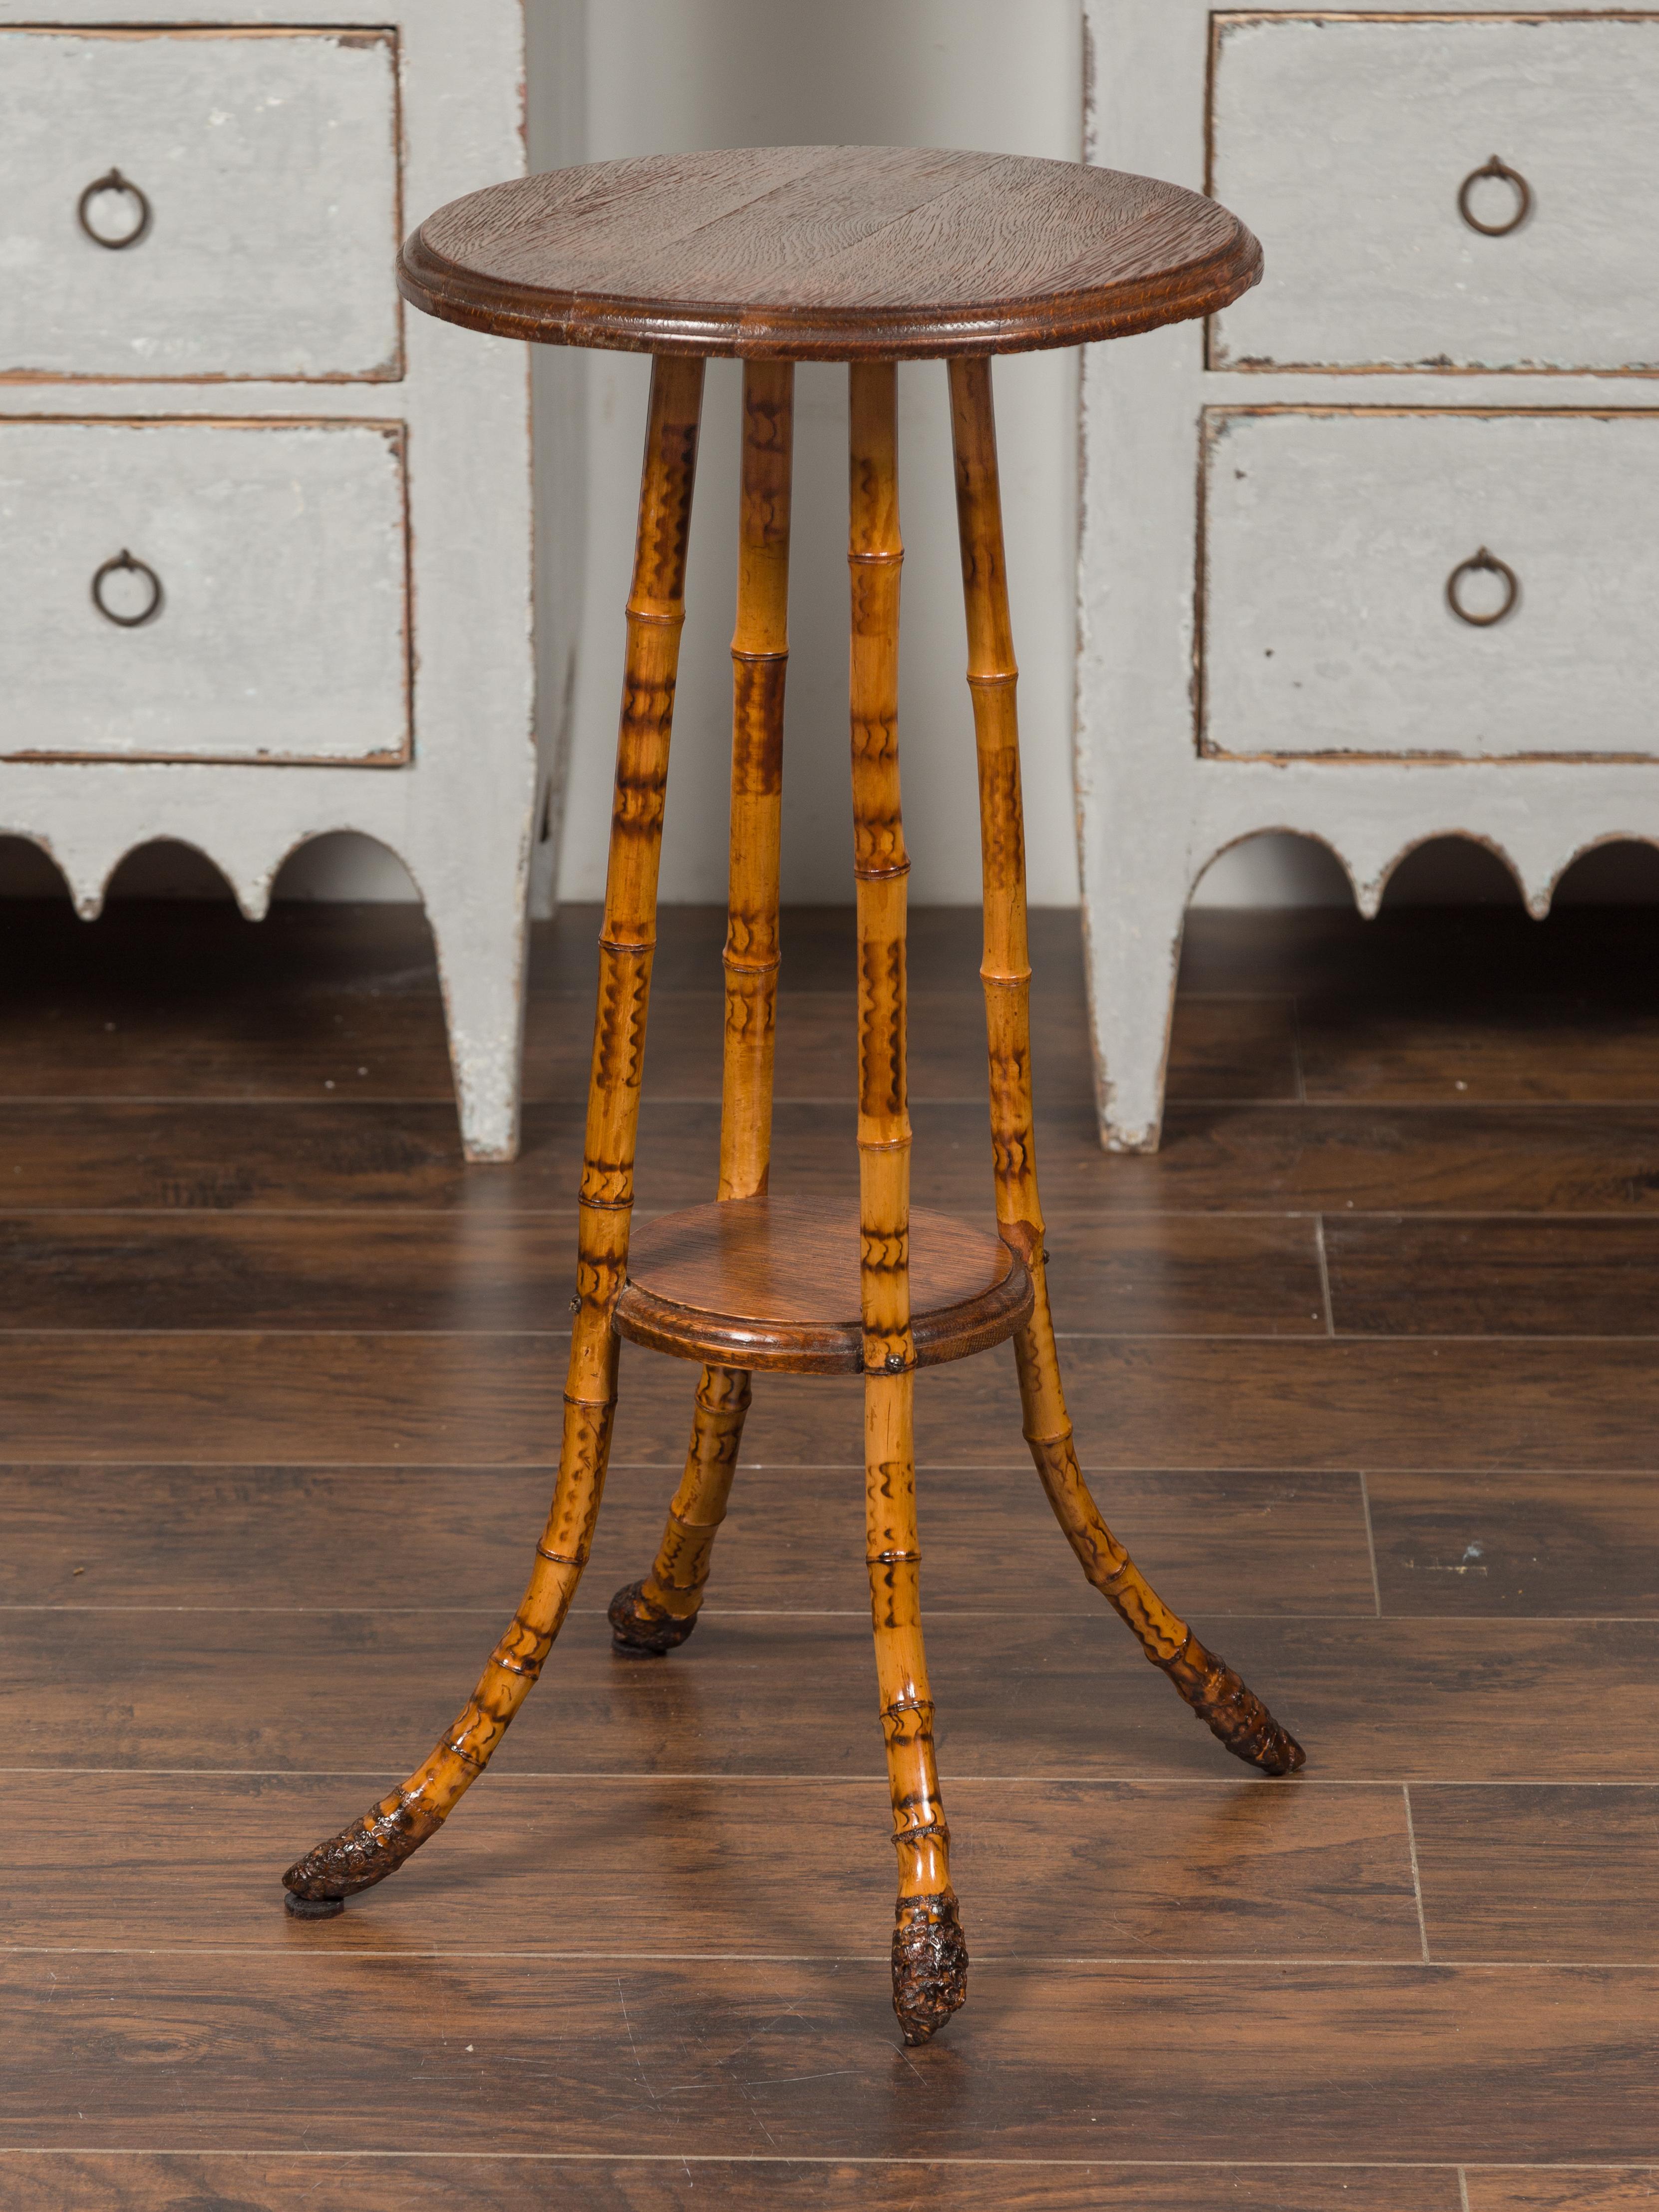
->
[{"left": 282, "top": 146, "right": 1304, "bottom": 2046}]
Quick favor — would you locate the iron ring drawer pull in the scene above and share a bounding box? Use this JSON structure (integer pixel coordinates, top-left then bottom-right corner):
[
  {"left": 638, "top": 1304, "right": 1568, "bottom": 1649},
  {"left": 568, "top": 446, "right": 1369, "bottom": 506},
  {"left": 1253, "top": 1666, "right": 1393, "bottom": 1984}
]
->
[
  {"left": 77, "top": 168, "right": 152, "bottom": 251},
  {"left": 1446, "top": 546, "right": 1518, "bottom": 629},
  {"left": 91, "top": 549, "right": 164, "bottom": 629},
  {"left": 1458, "top": 155, "right": 1531, "bottom": 238}
]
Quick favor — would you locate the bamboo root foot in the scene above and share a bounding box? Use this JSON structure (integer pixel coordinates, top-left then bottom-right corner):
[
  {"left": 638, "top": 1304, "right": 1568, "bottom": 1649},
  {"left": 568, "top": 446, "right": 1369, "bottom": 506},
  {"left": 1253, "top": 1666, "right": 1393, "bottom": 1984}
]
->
[
  {"left": 281, "top": 1787, "right": 445, "bottom": 1906},
  {"left": 1161, "top": 1631, "right": 1305, "bottom": 1776},
  {"left": 892, "top": 1893, "right": 969, "bottom": 2045},
  {"left": 608, "top": 1578, "right": 698, "bottom": 1656}
]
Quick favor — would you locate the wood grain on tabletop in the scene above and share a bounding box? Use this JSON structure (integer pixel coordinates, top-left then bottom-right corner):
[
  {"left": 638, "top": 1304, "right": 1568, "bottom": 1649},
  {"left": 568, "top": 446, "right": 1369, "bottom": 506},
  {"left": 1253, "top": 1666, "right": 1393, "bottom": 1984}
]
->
[
  {"left": 614, "top": 1194, "right": 1028, "bottom": 1373},
  {"left": 397, "top": 146, "right": 1262, "bottom": 359}
]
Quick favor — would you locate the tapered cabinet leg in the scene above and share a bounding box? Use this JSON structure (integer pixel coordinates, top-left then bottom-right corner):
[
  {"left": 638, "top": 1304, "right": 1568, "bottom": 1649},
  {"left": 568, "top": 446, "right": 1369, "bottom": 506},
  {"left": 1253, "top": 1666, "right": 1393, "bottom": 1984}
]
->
[
  {"left": 947, "top": 354, "right": 1304, "bottom": 1779},
  {"left": 611, "top": 360, "right": 795, "bottom": 1655},
  {"left": 851, "top": 359, "right": 967, "bottom": 2043},
  {"left": 282, "top": 354, "right": 707, "bottom": 1908}
]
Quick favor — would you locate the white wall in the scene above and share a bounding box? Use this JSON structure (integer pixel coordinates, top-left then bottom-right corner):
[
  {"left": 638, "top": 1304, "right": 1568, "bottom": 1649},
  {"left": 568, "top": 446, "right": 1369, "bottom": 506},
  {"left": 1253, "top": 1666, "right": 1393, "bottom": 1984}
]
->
[{"left": 543, "top": 0, "right": 1084, "bottom": 909}]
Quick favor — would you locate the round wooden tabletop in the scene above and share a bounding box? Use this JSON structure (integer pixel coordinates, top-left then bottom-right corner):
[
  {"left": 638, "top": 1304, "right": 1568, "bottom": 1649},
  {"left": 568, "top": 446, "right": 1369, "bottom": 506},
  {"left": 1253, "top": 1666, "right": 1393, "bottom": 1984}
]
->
[{"left": 397, "top": 145, "right": 1260, "bottom": 360}]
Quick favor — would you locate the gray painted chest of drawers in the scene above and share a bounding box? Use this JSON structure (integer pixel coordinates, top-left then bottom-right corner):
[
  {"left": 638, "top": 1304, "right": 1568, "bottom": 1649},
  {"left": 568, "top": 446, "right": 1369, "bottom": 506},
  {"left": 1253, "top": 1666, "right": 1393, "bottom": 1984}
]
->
[
  {"left": 0, "top": 1, "right": 541, "bottom": 1160},
  {"left": 1079, "top": 1, "right": 1659, "bottom": 1150}
]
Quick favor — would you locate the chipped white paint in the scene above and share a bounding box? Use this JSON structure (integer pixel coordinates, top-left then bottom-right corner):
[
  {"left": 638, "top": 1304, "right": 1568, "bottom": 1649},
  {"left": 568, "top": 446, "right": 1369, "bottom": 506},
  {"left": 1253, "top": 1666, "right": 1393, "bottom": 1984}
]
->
[
  {"left": 0, "top": 419, "right": 409, "bottom": 761},
  {"left": 0, "top": 0, "right": 539, "bottom": 1161},
  {"left": 1202, "top": 408, "right": 1659, "bottom": 759},
  {"left": 0, "top": 26, "right": 401, "bottom": 382},
  {"left": 1080, "top": 0, "right": 1659, "bottom": 1152},
  {"left": 1210, "top": 12, "right": 1659, "bottom": 377}
]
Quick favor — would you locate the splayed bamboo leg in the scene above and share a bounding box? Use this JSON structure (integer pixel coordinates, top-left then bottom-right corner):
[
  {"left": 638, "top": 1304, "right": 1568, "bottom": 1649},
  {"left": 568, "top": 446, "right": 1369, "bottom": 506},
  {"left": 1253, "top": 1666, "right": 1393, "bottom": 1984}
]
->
[
  {"left": 851, "top": 359, "right": 968, "bottom": 2043},
  {"left": 281, "top": 355, "right": 706, "bottom": 1910},
  {"left": 610, "top": 361, "right": 794, "bottom": 1658},
  {"left": 947, "top": 354, "right": 1304, "bottom": 1779}
]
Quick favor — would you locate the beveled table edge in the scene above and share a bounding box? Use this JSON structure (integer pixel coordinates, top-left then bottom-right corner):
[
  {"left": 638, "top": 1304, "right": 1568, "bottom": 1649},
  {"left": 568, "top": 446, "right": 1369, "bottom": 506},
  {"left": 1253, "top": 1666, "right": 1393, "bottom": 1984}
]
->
[{"left": 396, "top": 217, "right": 1262, "bottom": 361}]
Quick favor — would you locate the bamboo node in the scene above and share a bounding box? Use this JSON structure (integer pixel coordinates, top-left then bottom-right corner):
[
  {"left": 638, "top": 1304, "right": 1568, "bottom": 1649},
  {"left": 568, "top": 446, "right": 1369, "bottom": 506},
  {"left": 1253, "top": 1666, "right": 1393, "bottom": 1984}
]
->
[
  {"left": 867, "top": 1548, "right": 922, "bottom": 1567},
  {"left": 624, "top": 604, "right": 686, "bottom": 629},
  {"left": 966, "top": 669, "right": 1019, "bottom": 689}
]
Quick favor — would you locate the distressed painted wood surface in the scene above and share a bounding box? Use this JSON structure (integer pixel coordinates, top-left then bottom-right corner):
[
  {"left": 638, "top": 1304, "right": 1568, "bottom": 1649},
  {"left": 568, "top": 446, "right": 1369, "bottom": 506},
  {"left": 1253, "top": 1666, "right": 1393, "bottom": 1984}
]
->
[
  {"left": 0, "top": 420, "right": 408, "bottom": 762},
  {"left": 1202, "top": 408, "right": 1659, "bottom": 760},
  {"left": 1209, "top": 12, "right": 1659, "bottom": 376},
  {"left": 0, "top": 0, "right": 539, "bottom": 1162},
  {"left": 399, "top": 144, "right": 1262, "bottom": 359},
  {"left": 1080, "top": 0, "right": 1659, "bottom": 1155},
  {"left": 0, "top": 26, "right": 400, "bottom": 382}
]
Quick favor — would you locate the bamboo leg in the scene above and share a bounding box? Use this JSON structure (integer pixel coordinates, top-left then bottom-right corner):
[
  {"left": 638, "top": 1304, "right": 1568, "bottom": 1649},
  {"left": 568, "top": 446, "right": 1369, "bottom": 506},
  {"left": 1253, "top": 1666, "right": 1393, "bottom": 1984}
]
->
[
  {"left": 947, "top": 355, "right": 1304, "bottom": 1779},
  {"left": 282, "top": 356, "right": 707, "bottom": 1909},
  {"left": 610, "top": 361, "right": 794, "bottom": 1657},
  {"left": 608, "top": 1363, "right": 751, "bottom": 1652},
  {"left": 851, "top": 359, "right": 968, "bottom": 2044}
]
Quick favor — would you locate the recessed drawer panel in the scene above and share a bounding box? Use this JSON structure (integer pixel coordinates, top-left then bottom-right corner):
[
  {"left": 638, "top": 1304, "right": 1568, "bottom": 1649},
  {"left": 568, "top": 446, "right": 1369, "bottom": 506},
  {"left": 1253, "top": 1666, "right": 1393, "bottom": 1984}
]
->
[
  {"left": 1208, "top": 12, "right": 1659, "bottom": 375},
  {"left": 1200, "top": 408, "right": 1659, "bottom": 760},
  {"left": 0, "top": 419, "right": 410, "bottom": 764},
  {"left": 0, "top": 28, "right": 400, "bottom": 382}
]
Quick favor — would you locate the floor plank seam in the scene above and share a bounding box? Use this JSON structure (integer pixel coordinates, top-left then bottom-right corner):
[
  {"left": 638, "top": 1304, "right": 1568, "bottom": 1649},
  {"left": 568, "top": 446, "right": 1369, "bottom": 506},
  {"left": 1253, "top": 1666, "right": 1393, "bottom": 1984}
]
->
[
  {"left": 1313, "top": 1215, "right": 1336, "bottom": 1336},
  {"left": 1402, "top": 1783, "right": 1432, "bottom": 1964},
  {"left": 1357, "top": 1469, "right": 1384, "bottom": 1618}
]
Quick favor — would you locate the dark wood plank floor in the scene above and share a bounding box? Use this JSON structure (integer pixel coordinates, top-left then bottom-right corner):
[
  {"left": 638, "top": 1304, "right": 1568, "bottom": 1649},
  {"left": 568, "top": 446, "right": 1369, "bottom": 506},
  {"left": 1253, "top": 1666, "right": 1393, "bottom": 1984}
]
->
[{"left": 5, "top": 894, "right": 1659, "bottom": 2210}]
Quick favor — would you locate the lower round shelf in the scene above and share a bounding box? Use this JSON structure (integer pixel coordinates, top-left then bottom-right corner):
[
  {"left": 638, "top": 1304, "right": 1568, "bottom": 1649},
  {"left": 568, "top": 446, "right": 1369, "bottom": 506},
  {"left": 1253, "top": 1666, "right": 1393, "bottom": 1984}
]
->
[{"left": 614, "top": 1195, "right": 1033, "bottom": 1374}]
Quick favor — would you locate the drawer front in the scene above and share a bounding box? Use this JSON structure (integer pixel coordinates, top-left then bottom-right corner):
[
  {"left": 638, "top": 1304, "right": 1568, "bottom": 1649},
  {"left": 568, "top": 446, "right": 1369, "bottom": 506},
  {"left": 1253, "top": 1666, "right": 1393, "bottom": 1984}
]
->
[
  {"left": 1208, "top": 12, "right": 1659, "bottom": 375},
  {"left": 0, "top": 419, "right": 409, "bottom": 764},
  {"left": 0, "top": 28, "right": 400, "bottom": 382},
  {"left": 1200, "top": 408, "right": 1659, "bottom": 760}
]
